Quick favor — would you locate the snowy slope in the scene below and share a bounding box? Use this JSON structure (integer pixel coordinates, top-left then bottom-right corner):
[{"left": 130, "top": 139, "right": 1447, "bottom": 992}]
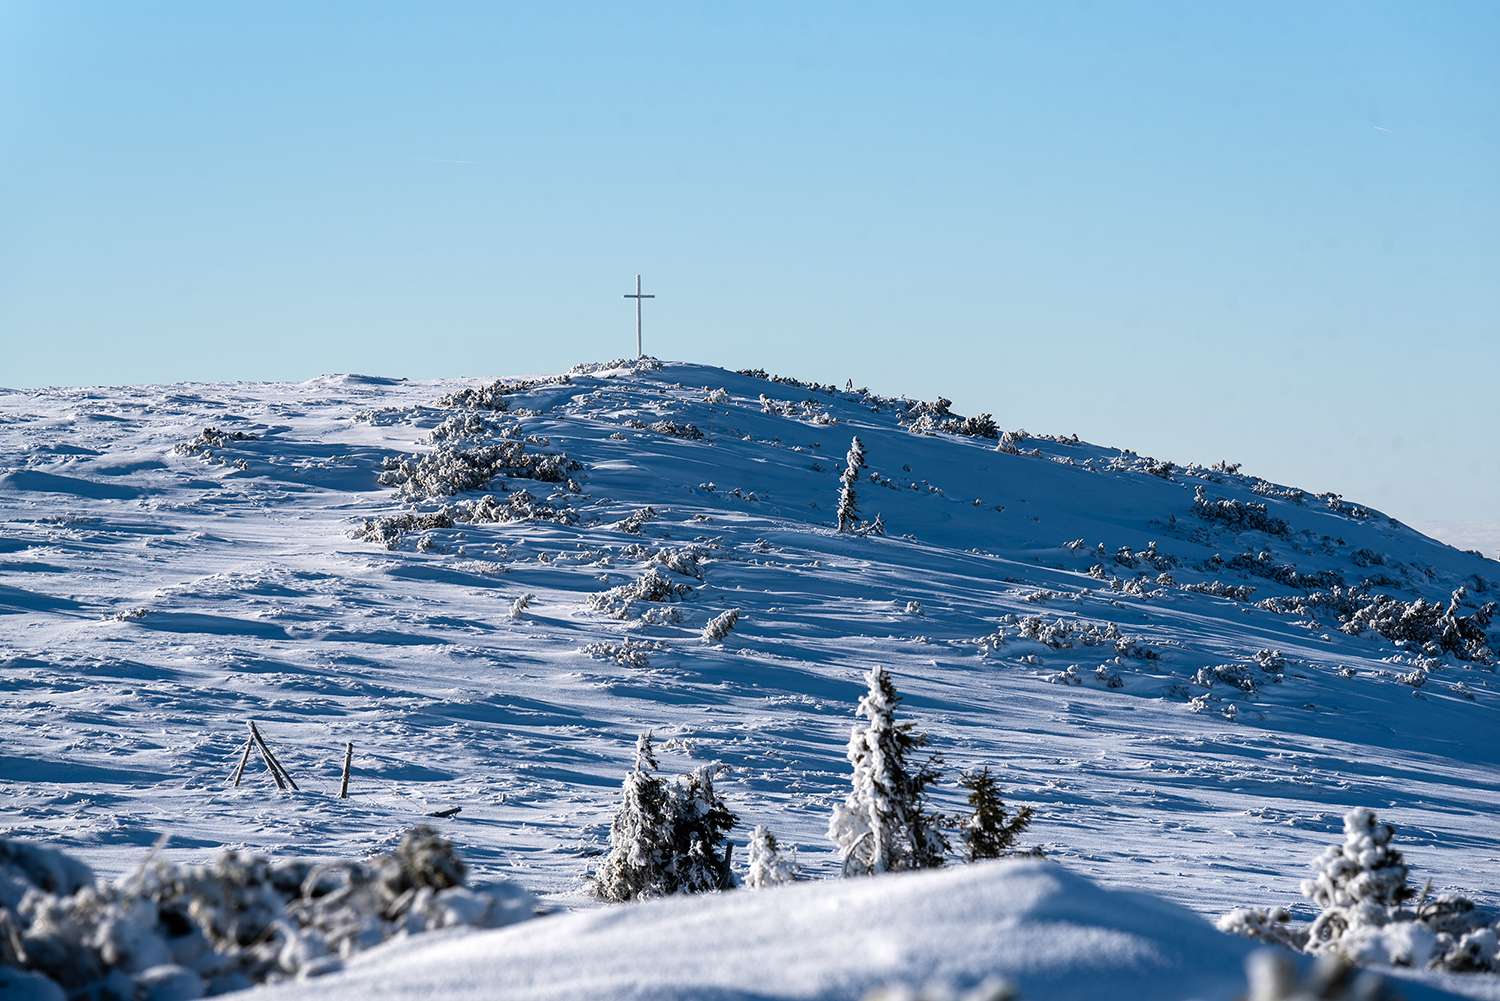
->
[{"left": 2, "top": 359, "right": 1498, "bottom": 994}]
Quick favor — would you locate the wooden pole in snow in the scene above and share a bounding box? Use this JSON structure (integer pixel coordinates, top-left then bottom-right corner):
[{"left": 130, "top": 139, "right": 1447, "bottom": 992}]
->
[
  {"left": 339, "top": 741, "right": 353, "bottom": 799},
  {"left": 231, "top": 737, "right": 254, "bottom": 787},
  {"left": 249, "top": 721, "right": 298, "bottom": 791}
]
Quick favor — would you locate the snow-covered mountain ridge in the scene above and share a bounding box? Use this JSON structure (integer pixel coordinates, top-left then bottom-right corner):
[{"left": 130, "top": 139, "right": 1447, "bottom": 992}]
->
[{"left": 2, "top": 357, "right": 1497, "bottom": 943}]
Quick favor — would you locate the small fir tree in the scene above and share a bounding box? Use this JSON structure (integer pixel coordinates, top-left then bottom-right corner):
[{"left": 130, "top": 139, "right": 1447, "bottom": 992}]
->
[
  {"left": 591, "top": 732, "right": 739, "bottom": 901},
  {"left": 837, "top": 437, "right": 865, "bottom": 533},
  {"left": 957, "top": 767, "right": 1033, "bottom": 861},
  {"left": 592, "top": 732, "right": 674, "bottom": 901},
  {"left": 665, "top": 762, "right": 739, "bottom": 894},
  {"left": 828, "top": 666, "right": 948, "bottom": 876},
  {"left": 1304, "top": 807, "right": 1414, "bottom": 947},
  {"left": 744, "top": 825, "right": 797, "bottom": 889}
]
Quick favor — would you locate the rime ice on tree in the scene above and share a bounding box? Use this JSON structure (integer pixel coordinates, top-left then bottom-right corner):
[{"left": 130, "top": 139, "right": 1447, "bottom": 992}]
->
[
  {"left": 828, "top": 666, "right": 947, "bottom": 876},
  {"left": 837, "top": 436, "right": 865, "bottom": 533},
  {"left": 591, "top": 732, "right": 738, "bottom": 901},
  {"left": 744, "top": 825, "right": 797, "bottom": 889}
]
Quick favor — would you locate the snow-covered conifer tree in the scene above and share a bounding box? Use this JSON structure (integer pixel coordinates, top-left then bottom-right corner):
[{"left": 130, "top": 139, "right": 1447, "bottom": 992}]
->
[
  {"left": 744, "top": 825, "right": 797, "bottom": 889},
  {"left": 591, "top": 732, "right": 674, "bottom": 901},
  {"left": 590, "top": 733, "right": 739, "bottom": 901},
  {"left": 828, "top": 666, "right": 947, "bottom": 876},
  {"left": 665, "top": 762, "right": 739, "bottom": 893},
  {"left": 1304, "top": 807, "right": 1414, "bottom": 947},
  {"left": 957, "top": 766, "right": 1033, "bottom": 861},
  {"left": 837, "top": 437, "right": 865, "bottom": 533}
]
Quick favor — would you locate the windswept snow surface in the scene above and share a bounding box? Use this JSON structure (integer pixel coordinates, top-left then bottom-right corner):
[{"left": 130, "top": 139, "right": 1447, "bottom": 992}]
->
[
  {"left": 3, "top": 360, "right": 1499, "bottom": 995},
  {"left": 246, "top": 859, "right": 1434, "bottom": 1001}
]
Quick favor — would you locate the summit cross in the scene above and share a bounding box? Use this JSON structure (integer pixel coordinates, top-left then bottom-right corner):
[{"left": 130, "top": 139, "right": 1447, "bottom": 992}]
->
[{"left": 623, "top": 274, "right": 655, "bottom": 358}]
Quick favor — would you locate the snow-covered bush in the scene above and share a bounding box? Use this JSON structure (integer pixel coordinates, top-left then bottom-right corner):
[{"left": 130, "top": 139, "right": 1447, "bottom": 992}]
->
[
  {"left": 1340, "top": 587, "right": 1496, "bottom": 664},
  {"left": 1192, "top": 487, "right": 1290, "bottom": 537},
  {"left": 590, "top": 733, "right": 738, "bottom": 901},
  {"left": 587, "top": 567, "right": 694, "bottom": 620},
  {"left": 744, "top": 826, "right": 797, "bottom": 889},
  {"left": 437, "top": 376, "right": 569, "bottom": 410},
  {"left": 828, "top": 667, "right": 947, "bottom": 876},
  {"left": 350, "top": 488, "right": 576, "bottom": 549},
  {"left": 956, "top": 767, "right": 1033, "bottom": 862},
  {"left": 1182, "top": 580, "right": 1258, "bottom": 602},
  {"left": 580, "top": 638, "right": 668, "bottom": 668},
  {"left": 1220, "top": 807, "right": 1500, "bottom": 975},
  {"left": 648, "top": 420, "right": 703, "bottom": 440},
  {"left": 509, "top": 593, "right": 533, "bottom": 618},
  {"left": 611, "top": 507, "right": 660, "bottom": 535},
  {"left": 701, "top": 608, "right": 740, "bottom": 644},
  {"left": 379, "top": 438, "right": 582, "bottom": 502},
  {"left": 173, "top": 426, "right": 260, "bottom": 457},
  {"left": 995, "top": 429, "right": 1028, "bottom": 455},
  {"left": 703, "top": 388, "right": 730, "bottom": 404},
  {"left": 570, "top": 357, "right": 661, "bottom": 376},
  {"left": 0, "top": 828, "right": 531, "bottom": 999}
]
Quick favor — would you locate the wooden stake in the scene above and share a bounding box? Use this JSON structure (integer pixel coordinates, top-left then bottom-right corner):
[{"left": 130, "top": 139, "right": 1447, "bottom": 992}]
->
[
  {"left": 249, "top": 721, "right": 298, "bottom": 791},
  {"left": 339, "top": 741, "right": 353, "bottom": 799},
  {"left": 231, "top": 737, "right": 254, "bottom": 787}
]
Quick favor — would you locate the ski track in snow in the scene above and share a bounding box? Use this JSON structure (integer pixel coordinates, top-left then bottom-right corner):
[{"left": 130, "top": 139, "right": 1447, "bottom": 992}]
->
[{"left": 2, "top": 360, "right": 1498, "bottom": 944}]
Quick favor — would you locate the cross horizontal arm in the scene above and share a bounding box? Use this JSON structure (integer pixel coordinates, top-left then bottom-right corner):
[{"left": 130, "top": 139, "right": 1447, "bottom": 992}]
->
[{"left": 623, "top": 294, "right": 655, "bottom": 299}]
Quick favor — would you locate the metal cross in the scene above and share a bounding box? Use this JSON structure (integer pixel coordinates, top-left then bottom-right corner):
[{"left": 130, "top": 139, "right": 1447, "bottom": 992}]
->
[{"left": 623, "top": 274, "right": 655, "bottom": 358}]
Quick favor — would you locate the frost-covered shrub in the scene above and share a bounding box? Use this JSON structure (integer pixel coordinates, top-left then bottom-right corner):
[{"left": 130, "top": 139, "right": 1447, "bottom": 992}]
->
[
  {"left": 590, "top": 733, "right": 737, "bottom": 901},
  {"left": 1193, "top": 487, "right": 1290, "bottom": 537},
  {"left": 611, "top": 506, "right": 659, "bottom": 535},
  {"left": 995, "top": 429, "right": 1028, "bottom": 455},
  {"left": 1182, "top": 580, "right": 1258, "bottom": 602},
  {"left": 427, "top": 412, "right": 510, "bottom": 442},
  {"left": 648, "top": 420, "right": 703, "bottom": 440},
  {"left": 571, "top": 357, "right": 661, "bottom": 376},
  {"left": 379, "top": 439, "right": 582, "bottom": 502},
  {"left": 1321, "top": 493, "right": 1371, "bottom": 520},
  {"left": 744, "top": 826, "right": 797, "bottom": 889},
  {"left": 1194, "top": 664, "right": 1262, "bottom": 697},
  {"left": 1340, "top": 587, "right": 1496, "bottom": 664},
  {"left": 1221, "top": 807, "right": 1500, "bottom": 975},
  {"left": 437, "top": 375, "right": 569, "bottom": 410},
  {"left": 173, "top": 426, "right": 260, "bottom": 457},
  {"left": 1226, "top": 552, "right": 1344, "bottom": 590},
  {"left": 703, "top": 388, "right": 730, "bottom": 404},
  {"left": 580, "top": 638, "right": 668, "bottom": 668},
  {"left": 828, "top": 667, "right": 947, "bottom": 876},
  {"left": 509, "top": 593, "right": 533, "bottom": 618},
  {"left": 701, "top": 608, "right": 740, "bottom": 644},
  {"left": 350, "top": 488, "right": 575, "bottom": 549},
  {"left": 0, "top": 829, "right": 531, "bottom": 999},
  {"left": 586, "top": 567, "right": 694, "bottom": 620},
  {"left": 1011, "top": 616, "right": 1150, "bottom": 658},
  {"left": 350, "top": 510, "right": 456, "bottom": 549},
  {"left": 1095, "top": 665, "right": 1124, "bottom": 688},
  {"left": 956, "top": 767, "right": 1033, "bottom": 861}
]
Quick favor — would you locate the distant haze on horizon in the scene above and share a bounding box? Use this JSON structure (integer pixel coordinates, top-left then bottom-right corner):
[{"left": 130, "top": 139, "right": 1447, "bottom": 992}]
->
[{"left": 1, "top": 2, "right": 1495, "bottom": 534}]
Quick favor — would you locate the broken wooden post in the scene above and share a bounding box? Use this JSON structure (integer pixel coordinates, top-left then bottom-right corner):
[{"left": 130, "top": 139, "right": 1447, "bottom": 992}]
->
[
  {"left": 339, "top": 741, "right": 353, "bottom": 799},
  {"left": 248, "top": 720, "right": 298, "bottom": 791},
  {"left": 230, "top": 736, "right": 254, "bottom": 787}
]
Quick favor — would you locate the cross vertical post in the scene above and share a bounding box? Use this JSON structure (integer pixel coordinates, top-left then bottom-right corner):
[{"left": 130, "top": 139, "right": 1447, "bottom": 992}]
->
[{"left": 623, "top": 275, "right": 655, "bottom": 358}]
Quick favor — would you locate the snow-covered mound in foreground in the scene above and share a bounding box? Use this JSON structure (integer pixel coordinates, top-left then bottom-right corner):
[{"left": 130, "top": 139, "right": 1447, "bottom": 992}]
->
[{"left": 254, "top": 860, "right": 1264, "bottom": 1001}]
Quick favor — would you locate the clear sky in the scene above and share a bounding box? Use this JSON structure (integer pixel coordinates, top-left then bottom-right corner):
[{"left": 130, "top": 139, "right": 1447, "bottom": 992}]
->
[{"left": 2, "top": 2, "right": 1496, "bottom": 539}]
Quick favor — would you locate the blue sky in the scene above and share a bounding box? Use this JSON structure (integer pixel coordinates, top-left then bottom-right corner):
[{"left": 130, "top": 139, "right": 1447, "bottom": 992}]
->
[{"left": 1, "top": 2, "right": 1496, "bottom": 533}]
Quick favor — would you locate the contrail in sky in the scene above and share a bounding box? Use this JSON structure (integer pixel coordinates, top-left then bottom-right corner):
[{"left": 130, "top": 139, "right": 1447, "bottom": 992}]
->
[{"left": 1372, "top": 126, "right": 1393, "bottom": 133}]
